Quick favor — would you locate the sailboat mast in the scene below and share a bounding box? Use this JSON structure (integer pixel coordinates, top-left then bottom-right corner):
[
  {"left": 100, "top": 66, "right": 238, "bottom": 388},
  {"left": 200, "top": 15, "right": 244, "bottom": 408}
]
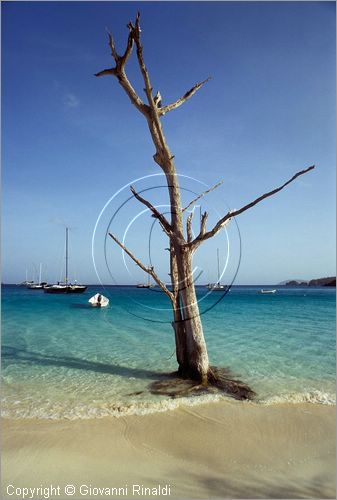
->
[
  {"left": 39, "top": 263, "right": 42, "bottom": 285},
  {"left": 65, "top": 227, "right": 69, "bottom": 285},
  {"left": 217, "top": 248, "right": 220, "bottom": 284}
]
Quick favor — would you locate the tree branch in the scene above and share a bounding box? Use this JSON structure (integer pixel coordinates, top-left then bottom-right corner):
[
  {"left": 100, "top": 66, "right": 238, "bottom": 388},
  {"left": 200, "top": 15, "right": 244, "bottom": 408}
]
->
[
  {"left": 160, "top": 77, "right": 211, "bottom": 115},
  {"left": 94, "top": 68, "right": 117, "bottom": 77},
  {"left": 130, "top": 185, "right": 173, "bottom": 236},
  {"left": 108, "top": 232, "right": 174, "bottom": 301},
  {"left": 106, "top": 26, "right": 135, "bottom": 67},
  {"left": 106, "top": 27, "right": 133, "bottom": 67},
  {"left": 107, "top": 31, "right": 119, "bottom": 61},
  {"left": 95, "top": 20, "right": 149, "bottom": 116},
  {"left": 182, "top": 180, "right": 223, "bottom": 213},
  {"left": 121, "top": 27, "right": 134, "bottom": 64},
  {"left": 188, "top": 165, "right": 315, "bottom": 248},
  {"left": 186, "top": 212, "right": 194, "bottom": 243},
  {"left": 129, "top": 13, "right": 175, "bottom": 169},
  {"left": 95, "top": 66, "right": 148, "bottom": 114},
  {"left": 200, "top": 211, "right": 208, "bottom": 238},
  {"left": 132, "top": 13, "right": 156, "bottom": 108}
]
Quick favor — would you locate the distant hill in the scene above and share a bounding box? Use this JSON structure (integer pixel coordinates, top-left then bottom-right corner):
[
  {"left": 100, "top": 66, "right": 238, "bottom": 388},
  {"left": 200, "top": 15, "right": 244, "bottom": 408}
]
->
[
  {"left": 277, "top": 279, "right": 308, "bottom": 286},
  {"left": 308, "top": 277, "right": 336, "bottom": 287},
  {"left": 279, "top": 277, "right": 336, "bottom": 287}
]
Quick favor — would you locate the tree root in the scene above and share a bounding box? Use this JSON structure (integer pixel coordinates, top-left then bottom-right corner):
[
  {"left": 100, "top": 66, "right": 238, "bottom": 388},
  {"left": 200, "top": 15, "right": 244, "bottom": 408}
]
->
[
  {"left": 207, "top": 366, "right": 256, "bottom": 400},
  {"left": 149, "top": 366, "right": 256, "bottom": 401},
  {"left": 149, "top": 376, "right": 209, "bottom": 399}
]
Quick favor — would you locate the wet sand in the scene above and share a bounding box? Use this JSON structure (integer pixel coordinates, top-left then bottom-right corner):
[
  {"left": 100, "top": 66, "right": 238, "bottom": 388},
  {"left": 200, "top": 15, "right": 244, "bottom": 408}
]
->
[{"left": 2, "top": 401, "right": 335, "bottom": 499}]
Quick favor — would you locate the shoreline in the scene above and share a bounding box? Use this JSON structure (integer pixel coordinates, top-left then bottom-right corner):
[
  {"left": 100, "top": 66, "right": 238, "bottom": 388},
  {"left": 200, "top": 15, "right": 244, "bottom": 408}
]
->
[
  {"left": 2, "top": 400, "right": 335, "bottom": 499},
  {"left": 2, "top": 391, "right": 336, "bottom": 420}
]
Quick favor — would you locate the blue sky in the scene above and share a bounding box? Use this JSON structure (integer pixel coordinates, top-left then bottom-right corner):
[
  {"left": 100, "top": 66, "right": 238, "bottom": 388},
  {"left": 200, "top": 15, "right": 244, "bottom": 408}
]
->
[{"left": 2, "top": 1, "right": 335, "bottom": 285}]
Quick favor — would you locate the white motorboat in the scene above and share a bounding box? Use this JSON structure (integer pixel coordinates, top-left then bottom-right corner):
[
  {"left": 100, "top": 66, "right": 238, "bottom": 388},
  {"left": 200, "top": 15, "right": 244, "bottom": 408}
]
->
[
  {"left": 88, "top": 293, "right": 109, "bottom": 307},
  {"left": 260, "top": 289, "right": 277, "bottom": 294}
]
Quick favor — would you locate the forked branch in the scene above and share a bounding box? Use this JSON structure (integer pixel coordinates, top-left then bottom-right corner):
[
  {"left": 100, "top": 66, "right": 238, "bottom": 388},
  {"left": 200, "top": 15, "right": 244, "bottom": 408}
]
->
[
  {"left": 188, "top": 165, "right": 315, "bottom": 248},
  {"left": 106, "top": 24, "right": 133, "bottom": 67},
  {"left": 95, "top": 12, "right": 209, "bottom": 170},
  {"left": 95, "top": 18, "right": 149, "bottom": 116},
  {"left": 108, "top": 232, "right": 174, "bottom": 301}
]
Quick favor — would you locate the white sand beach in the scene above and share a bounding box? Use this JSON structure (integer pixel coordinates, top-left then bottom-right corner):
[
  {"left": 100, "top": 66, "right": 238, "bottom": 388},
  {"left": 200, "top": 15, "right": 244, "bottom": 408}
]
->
[{"left": 2, "top": 400, "right": 335, "bottom": 499}]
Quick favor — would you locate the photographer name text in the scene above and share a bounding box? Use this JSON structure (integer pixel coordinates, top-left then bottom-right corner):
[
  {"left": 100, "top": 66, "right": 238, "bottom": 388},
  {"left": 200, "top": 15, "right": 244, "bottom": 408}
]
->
[{"left": 6, "top": 483, "right": 172, "bottom": 498}]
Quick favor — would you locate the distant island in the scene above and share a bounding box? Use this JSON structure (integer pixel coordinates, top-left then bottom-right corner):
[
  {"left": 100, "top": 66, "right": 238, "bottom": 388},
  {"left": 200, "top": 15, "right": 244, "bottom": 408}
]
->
[{"left": 280, "top": 277, "right": 336, "bottom": 287}]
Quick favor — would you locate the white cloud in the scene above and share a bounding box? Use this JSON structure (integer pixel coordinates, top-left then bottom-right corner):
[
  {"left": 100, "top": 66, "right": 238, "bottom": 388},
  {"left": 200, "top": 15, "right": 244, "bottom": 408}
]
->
[{"left": 64, "top": 93, "right": 80, "bottom": 108}]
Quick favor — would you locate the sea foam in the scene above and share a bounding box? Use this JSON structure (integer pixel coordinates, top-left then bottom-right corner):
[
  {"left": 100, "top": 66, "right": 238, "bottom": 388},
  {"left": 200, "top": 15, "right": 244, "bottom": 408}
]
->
[
  {"left": 2, "top": 389, "right": 335, "bottom": 420},
  {"left": 259, "top": 390, "right": 336, "bottom": 406}
]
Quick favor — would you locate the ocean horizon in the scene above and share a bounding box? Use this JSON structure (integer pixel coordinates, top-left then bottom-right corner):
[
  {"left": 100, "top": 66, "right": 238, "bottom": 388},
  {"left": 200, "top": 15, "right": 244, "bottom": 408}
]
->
[
  {"left": 6, "top": 283, "right": 335, "bottom": 287},
  {"left": 2, "top": 284, "right": 335, "bottom": 420}
]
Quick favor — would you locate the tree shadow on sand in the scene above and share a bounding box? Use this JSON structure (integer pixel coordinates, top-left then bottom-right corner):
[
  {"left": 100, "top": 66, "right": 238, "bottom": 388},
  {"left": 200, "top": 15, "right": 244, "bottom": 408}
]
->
[
  {"left": 138, "top": 470, "right": 334, "bottom": 499},
  {"left": 190, "top": 470, "right": 335, "bottom": 498}
]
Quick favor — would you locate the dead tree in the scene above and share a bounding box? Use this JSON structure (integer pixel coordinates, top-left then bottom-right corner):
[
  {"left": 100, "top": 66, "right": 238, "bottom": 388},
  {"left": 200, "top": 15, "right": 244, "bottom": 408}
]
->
[{"left": 96, "top": 13, "right": 314, "bottom": 394}]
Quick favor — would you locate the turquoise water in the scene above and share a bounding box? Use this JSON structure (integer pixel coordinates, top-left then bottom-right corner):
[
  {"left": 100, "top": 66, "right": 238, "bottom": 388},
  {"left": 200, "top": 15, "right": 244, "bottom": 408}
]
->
[{"left": 2, "top": 285, "right": 335, "bottom": 419}]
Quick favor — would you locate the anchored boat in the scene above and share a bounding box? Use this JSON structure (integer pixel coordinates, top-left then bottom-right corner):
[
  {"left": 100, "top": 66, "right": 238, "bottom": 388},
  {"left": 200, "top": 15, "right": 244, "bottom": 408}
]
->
[
  {"left": 136, "top": 271, "right": 154, "bottom": 288},
  {"left": 207, "top": 249, "right": 226, "bottom": 291},
  {"left": 26, "top": 263, "right": 47, "bottom": 289},
  {"left": 44, "top": 227, "right": 87, "bottom": 294},
  {"left": 88, "top": 293, "right": 109, "bottom": 307}
]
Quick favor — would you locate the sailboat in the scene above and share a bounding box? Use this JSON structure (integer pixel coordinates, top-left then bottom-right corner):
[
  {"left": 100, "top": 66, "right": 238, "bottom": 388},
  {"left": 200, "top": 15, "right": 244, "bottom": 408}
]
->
[
  {"left": 26, "top": 263, "right": 47, "bottom": 289},
  {"left": 44, "top": 227, "right": 87, "bottom": 294},
  {"left": 207, "top": 248, "right": 225, "bottom": 291},
  {"left": 18, "top": 268, "right": 34, "bottom": 286},
  {"left": 137, "top": 271, "right": 154, "bottom": 288}
]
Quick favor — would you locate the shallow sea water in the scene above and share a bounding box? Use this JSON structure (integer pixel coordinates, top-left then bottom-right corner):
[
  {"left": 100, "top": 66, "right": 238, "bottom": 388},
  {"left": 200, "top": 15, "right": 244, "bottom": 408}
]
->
[{"left": 2, "top": 285, "right": 335, "bottom": 419}]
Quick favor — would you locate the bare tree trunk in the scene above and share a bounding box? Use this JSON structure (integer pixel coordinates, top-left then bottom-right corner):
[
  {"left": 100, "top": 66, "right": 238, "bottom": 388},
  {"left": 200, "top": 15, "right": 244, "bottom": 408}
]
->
[
  {"left": 167, "top": 172, "right": 209, "bottom": 382},
  {"left": 170, "top": 241, "right": 186, "bottom": 370},
  {"left": 176, "top": 248, "right": 209, "bottom": 383},
  {"left": 96, "top": 13, "right": 314, "bottom": 396}
]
